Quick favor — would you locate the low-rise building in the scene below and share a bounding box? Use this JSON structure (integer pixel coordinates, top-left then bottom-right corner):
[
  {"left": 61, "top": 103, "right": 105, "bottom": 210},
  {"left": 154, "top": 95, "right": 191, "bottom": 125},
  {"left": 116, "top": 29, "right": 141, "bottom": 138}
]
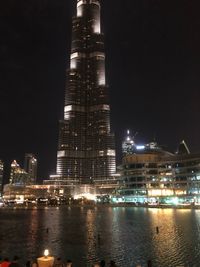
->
[{"left": 117, "top": 137, "right": 200, "bottom": 205}]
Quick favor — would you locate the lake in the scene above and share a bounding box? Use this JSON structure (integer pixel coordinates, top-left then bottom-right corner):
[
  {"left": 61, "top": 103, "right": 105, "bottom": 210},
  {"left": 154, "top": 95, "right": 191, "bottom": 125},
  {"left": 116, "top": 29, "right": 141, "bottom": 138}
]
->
[{"left": 0, "top": 206, "right": 200, "bottom": 267}]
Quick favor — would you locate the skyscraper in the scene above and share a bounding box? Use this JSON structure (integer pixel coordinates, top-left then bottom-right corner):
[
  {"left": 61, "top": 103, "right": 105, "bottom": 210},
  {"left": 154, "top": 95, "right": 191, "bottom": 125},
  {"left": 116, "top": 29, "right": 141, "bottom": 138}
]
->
[
  {"left": 54, "top": 0, "right": 116, "bottom": 185},
  {"left": 24, "top": 153, "right": 37, "bottom": 184},
  {"left": 10, "top": 160, "right": 30, "bottom": 185},
  {"left": 122, "top": 130, "right": 135, "bottom": 156}
]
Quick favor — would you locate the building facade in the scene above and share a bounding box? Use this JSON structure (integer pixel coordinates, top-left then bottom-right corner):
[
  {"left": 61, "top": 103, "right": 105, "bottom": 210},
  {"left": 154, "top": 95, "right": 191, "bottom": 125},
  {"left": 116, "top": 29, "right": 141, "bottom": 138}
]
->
[
  {"left": 24, "top": 153, "right": 37, "bottom": 184},
  {"left": 52, "top": 0, "right": 116, "bottom": 185},
  {"left": 10, "top": 160, "right": 31, "bottom": 186},
  {"left": 122, "top": 130, "right": 135, "bottom": 156},
  {"left": 116, "top": 138, "right": 200, "bottom": 204}
]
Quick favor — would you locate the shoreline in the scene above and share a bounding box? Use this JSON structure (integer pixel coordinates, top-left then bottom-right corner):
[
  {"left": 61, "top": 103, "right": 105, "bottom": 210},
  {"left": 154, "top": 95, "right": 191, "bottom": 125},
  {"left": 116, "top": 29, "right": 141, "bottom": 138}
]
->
[{"left": 1, "top": 203, "right": 200, "bottom": 210}]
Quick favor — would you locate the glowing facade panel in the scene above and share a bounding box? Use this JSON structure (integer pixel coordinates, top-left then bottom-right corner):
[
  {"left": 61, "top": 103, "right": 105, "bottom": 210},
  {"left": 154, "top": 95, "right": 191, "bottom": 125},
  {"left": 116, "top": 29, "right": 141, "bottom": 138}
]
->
[
  {"left": 77, "top": 0, "right": 86, "bottom": 17},
  {"left": 93, "top": 21, "right": 100, "bottom": 34},
  {"left": 90, "top": 52, "right": 105, "bottom": 58},
  {"left": 57, "top": 151, "right": 66, "bottom": 158}
]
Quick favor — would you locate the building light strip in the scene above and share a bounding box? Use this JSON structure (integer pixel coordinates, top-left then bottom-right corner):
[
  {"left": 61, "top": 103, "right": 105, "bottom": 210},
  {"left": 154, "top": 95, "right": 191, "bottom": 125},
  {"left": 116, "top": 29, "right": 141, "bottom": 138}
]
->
[
  {"left": 77, "top": 0, "right": 87, "bottom": 8},
  {"left": 90, "top": 105, "right": 110, "bottom": 112},
  {"left": 70, "top": 52, "right": 86, "bottom": 60},
  {"left": 64, "top": 105, "right": 86, "bottom": 113}
]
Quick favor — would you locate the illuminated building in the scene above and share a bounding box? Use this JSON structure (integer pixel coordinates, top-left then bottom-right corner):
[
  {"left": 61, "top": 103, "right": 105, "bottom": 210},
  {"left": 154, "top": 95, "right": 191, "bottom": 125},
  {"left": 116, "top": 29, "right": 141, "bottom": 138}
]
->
[
  {"left": 24, "top": 154, "right": 37, "bottom": 184},
  {"left": 122, "top": 130, "right": 135, "bottom": 156},
  {"left": 3, "top": 184, "right": 54, "bottom": 202},
  {"left": 117, "top": 140, "right": 200, "bottom": 203},
  {"left": 0, "top": 160, "right": 4, "bottom": 196},
  {"left": 10, "top": 160, "right": 31, "bottom": 186},
  {"left": 51, "top": 0, "right": 116, "bottom": 185}
]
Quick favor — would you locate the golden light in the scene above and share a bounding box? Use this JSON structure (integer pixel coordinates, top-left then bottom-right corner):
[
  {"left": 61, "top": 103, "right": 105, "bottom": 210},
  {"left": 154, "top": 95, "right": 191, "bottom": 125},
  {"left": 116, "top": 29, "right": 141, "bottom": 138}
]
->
[
  {"left": 148, "top": 189, "right": 174, "bottom": 197},
  {"left": 73, "top": 193, "right": 97, "bottom": 201},
  {"left": 44, "top": 249, "right": 49, "bottom": 258}
]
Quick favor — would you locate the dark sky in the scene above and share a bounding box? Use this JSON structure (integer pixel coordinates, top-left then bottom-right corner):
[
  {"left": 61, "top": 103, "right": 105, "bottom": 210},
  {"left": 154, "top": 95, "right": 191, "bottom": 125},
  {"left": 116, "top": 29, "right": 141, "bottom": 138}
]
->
[{"left": 0, "top": 0, "right": 200, "bottom": 181}]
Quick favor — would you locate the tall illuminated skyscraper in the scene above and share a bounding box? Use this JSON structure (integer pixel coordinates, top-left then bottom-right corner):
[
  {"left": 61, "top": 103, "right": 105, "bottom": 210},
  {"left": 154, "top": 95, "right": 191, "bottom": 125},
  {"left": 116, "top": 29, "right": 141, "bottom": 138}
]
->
[{"left": 54, "top": 0, "right": 116, "bottom": 185}]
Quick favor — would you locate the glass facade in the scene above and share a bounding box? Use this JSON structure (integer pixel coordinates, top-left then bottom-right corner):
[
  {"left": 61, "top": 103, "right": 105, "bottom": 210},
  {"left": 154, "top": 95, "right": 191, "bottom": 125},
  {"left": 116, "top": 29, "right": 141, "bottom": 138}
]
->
[
  {"left": 54, "top": 0, "right": 116, "bottom": 185},
  {"left": 10, "top": 160, "right": 31, "bottom": 186},
  {"left": 118, "top": 149, "right": 200, "bottom": 202},
  {"left": 24, "top": 154, "right": 37, "bottom": 184}
]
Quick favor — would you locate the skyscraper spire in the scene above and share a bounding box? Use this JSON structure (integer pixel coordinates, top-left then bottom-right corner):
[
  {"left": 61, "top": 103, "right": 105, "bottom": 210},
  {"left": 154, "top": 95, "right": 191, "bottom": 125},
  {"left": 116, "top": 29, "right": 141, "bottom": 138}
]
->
[
  {"left": 53, "top": 0, "right": 116, "bottom": 185},
  {"left": 77, "top": 0, "right": 101, "bottom": 33}
]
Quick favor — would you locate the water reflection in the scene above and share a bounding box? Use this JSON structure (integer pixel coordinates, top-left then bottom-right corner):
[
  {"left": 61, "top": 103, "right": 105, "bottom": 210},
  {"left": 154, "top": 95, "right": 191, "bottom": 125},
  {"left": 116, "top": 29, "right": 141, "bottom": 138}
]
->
[
  {"left": 86, "top": 209, "right": 96, "bottom": 264},
  {"left": 1, "top": 207, "right": 200, "bottom": 267},
  {"left": 148, "top": 209, "right": 183, "bottom": 266},
  {"left": 26, "top": 209, "right": 39, "bottom": 257}
]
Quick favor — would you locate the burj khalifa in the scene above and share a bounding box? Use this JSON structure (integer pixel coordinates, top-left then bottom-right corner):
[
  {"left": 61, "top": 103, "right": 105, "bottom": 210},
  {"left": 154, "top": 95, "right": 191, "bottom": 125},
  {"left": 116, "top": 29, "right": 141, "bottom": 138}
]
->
[{"left": 54, "top": 0, "right": 116, "bottom": 185}]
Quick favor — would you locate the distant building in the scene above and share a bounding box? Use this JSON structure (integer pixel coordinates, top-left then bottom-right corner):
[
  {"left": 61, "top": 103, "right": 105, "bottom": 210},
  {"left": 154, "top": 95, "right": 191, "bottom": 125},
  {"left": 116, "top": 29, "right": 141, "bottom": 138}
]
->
[
  {"left": 117, "top": 139, "right": 200, "bottom": 204},
  {"left": 24, "top": 154, "right": 37, "bottom": 184},
  {"left": 122, "top": 130, "right": 162, "bottom": 156},
  {"left": 3, "top": 184, "right": 52, "bottom": 201},
  {"left": 122, "top": 130, "right": 135, "bottom": 156},
  {"left": 3, "top": 184, "right": 93, "bottom": 201},
  {"left": 0, "top": 160, "right": 4, "bottom": 196},
  {"left": 10, "top": 160, "right": 31, "bottom": 186}
]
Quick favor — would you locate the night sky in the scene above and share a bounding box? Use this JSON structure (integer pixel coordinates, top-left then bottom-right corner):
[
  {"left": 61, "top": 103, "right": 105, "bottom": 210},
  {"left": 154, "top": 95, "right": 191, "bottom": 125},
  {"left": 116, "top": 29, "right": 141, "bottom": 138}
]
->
[{"left": 0, "top": 0, "right": 200, "bottom": 181}]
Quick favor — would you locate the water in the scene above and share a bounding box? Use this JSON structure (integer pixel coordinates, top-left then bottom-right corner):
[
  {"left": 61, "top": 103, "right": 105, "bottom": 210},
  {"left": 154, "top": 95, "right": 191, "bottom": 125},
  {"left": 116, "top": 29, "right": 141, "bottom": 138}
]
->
[{"left": 0, "top": 206, "right": 200, "bottom": 267}]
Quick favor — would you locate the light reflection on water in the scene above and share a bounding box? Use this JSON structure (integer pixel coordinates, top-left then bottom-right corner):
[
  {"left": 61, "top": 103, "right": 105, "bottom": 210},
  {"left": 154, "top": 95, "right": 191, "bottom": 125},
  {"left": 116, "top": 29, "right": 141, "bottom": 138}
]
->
[{"left": 0, "top": 207, "right": 200, "bottom": 267}]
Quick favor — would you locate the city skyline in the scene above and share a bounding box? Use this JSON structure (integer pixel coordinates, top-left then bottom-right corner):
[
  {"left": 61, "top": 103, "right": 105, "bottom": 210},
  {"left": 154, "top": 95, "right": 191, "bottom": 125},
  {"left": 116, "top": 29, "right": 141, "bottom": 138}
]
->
[{"left": 0, "top": 0, "right": 199, "bottom": 181}]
